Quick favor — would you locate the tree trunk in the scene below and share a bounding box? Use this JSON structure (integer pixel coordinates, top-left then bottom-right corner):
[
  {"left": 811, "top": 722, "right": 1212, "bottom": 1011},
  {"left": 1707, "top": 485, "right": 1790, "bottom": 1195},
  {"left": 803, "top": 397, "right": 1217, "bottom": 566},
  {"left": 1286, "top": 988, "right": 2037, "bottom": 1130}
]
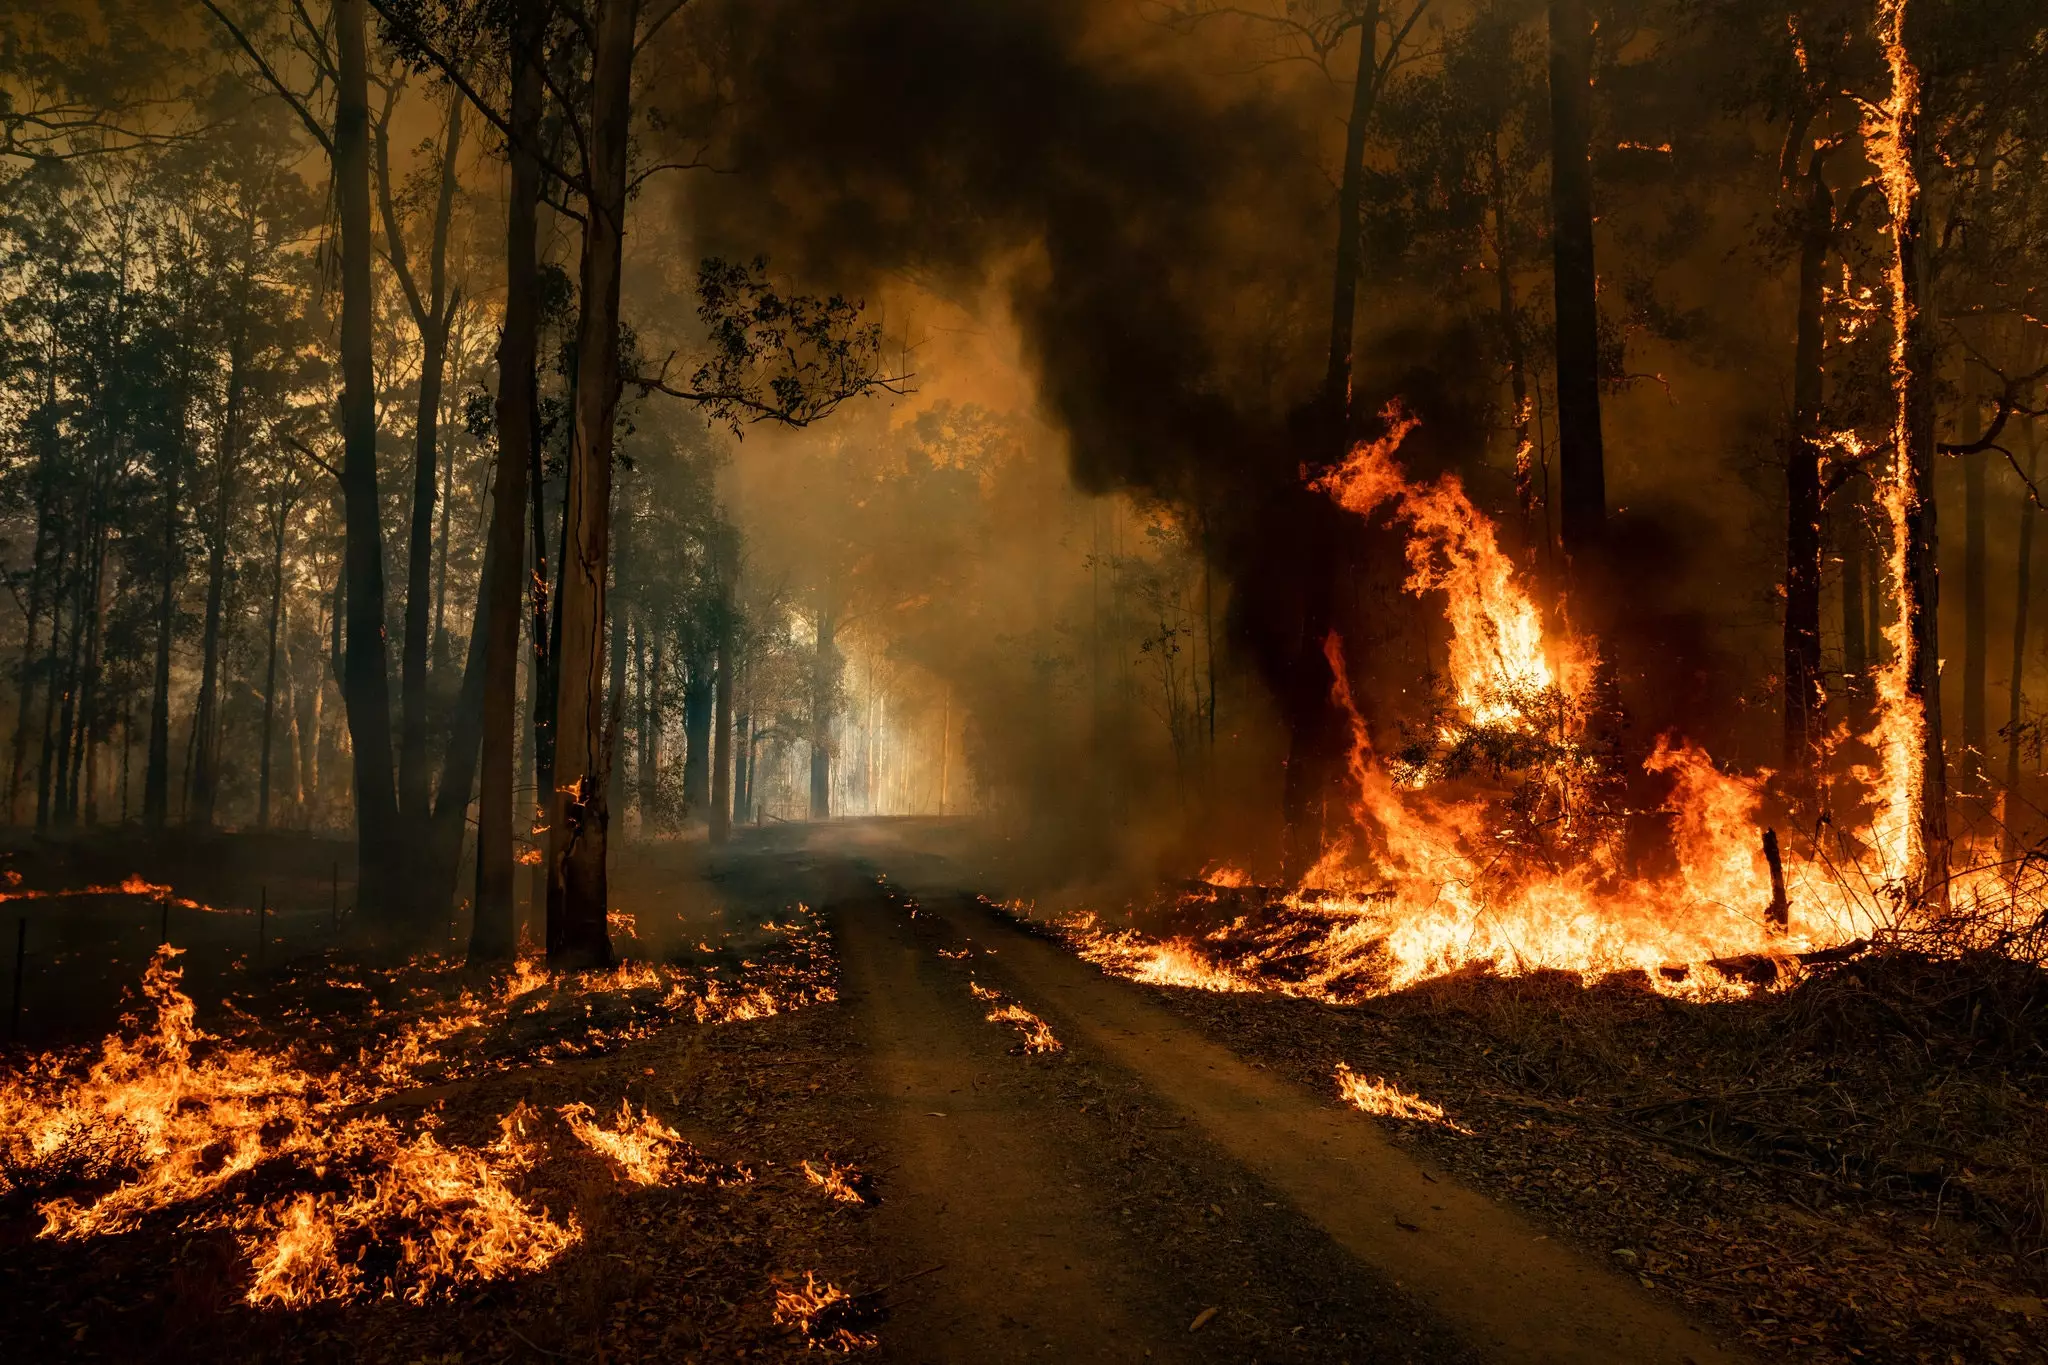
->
[
  {"left": 1841, "top": 493, "right": 1868, "bottom": 708},
  {"left": 1488, "top": 132, "right": 1536, "bottom": 556},
  {"left": 1878, "top": 6, "right": 1947, "bottom": 893},
  {"left": 734, "top": 655, "right": 752, "bottom": 825},
  {"left": 393, "top": 93, "right": 465, "bottom": 828},
  {"left": 8, "top": 490, "right": 50, "bottom": 823},
  {"left": 606, "top": 507, "right": 631, "bottom": 822},
  {"left": 420, "top": 547, "right": 495, "bottom": 932},
  {"left": 709, "top": 550, "right": 735, "bottom": 844},
  {"left": 682, "top": 655, "right": 712, "bottom": 811},
  {"left": 1283, "top": 7, "right": 1382, "bottom": 877},
  {"left": 69, "top": 520, "right": 108, "bottom": 826},
  {"left": 1962, "top": 447, "right": 1987, "bottom": 792},
  {"left": 143, "top": 433, "right": 180, "bottom": 829},
  {"left": 189, "top": 329, "right": 246, "bottom": 828},
  {"left": 258, "top": 495, "right": 291, "bottom": 831},
  {"left": 526, "top": 409, "right": 556, "bottom": 922},
  {"left": 544, "top": 0, "right": 637, "bottom": 969},
  {"left": 809, "top": 598, "right": 837, "bottom": 820},
  {"left": 335, "top": 0, "right": 404, "bottom": 928},
  {"left": 1547, "top": 0, "right": 1606, "bottom": 559},
  {"left": 2007, "top": 421, "right": 2038, "bottom": 799},
  {"left": 632, "top": 616, "right": 649, "bottom": 830},
  {"left": 472, "top": 0, "right": 541, "bottom": 965},
  {"left": 640, "top": 629, "right": 662, "bottom": 826},
  {"left": 1784, "top": 152, "right": 1831, "bottom": 778}
]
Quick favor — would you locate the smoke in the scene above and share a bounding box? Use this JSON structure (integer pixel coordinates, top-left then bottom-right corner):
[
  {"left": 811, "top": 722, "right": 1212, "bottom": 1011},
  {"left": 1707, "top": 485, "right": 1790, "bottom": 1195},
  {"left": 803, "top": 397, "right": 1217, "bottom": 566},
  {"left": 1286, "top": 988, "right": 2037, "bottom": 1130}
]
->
[
  {"left": 668, "top": 1, "right": 1493, "bottom": 826},
  {"left": 658, "top": 0, "right": 1762, "bottom": 874}
]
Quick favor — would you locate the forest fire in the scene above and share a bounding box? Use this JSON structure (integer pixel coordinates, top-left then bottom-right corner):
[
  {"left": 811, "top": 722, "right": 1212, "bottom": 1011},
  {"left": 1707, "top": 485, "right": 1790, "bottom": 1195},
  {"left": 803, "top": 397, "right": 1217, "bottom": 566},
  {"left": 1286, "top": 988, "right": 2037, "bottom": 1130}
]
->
[
  {"left": 0, "top": 913, "right": 830, "bottom": 1306},
  {"left": 1067, "top": 414, "right": 2031, "bottom": 1004}
]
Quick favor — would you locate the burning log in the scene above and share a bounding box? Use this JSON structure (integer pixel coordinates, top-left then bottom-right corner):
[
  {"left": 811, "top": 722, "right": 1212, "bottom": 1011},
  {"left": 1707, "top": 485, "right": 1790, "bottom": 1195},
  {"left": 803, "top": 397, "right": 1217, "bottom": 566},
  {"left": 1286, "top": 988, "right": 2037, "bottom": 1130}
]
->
[{"left": 1762, "top": 828, "right": 1789, "bottom": 933}]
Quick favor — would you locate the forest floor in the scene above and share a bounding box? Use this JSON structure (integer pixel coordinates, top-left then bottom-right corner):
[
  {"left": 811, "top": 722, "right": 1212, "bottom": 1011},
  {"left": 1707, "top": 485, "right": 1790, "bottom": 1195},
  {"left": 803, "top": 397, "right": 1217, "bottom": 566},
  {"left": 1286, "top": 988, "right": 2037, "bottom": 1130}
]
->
[{"left": 0, "top": 820, "right": 2040, "bottom": 1362}]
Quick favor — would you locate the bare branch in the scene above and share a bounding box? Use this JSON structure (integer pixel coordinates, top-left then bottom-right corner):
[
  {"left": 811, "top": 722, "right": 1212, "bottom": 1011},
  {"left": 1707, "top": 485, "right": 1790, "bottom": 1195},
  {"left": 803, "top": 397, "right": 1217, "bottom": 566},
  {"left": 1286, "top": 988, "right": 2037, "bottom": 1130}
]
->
[
  {"left": 197, "top": 0, "right": 336, "bottom": 157},
  {"left": 360, "top": 0, "right": 587, "bottom": 195}
]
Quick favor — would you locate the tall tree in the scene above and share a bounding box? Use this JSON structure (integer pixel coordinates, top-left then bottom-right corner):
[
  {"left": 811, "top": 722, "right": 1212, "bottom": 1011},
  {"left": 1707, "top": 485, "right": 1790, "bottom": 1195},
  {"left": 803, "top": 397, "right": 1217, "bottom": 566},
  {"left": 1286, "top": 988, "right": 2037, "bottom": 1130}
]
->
[
  {"left": 544, "top": 0, "right": 637, "bottom": 967},
  {"left": 1547, "top": 0, "right": 1605, "bottom": 560},
  {"left": 471, "top": 0, "right": 543, "bottom": 965}
]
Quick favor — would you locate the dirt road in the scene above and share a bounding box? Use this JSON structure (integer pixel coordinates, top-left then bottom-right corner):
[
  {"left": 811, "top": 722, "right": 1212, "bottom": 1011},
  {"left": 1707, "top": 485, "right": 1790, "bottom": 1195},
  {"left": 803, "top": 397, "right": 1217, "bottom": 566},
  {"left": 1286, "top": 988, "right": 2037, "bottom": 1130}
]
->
[{"left": 757, "top": 835, "right": 1747, "bottom": 1364}]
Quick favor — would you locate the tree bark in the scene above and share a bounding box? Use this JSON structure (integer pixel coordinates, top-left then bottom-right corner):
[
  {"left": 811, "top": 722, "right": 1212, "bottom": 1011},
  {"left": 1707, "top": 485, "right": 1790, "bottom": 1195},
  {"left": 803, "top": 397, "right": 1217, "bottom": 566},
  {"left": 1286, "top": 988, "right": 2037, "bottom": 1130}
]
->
[
  {"left": 1784, "top": 151, "right": 1831, "bottom": 778},
  {"left": 544, "top": 0, "right": 637, "bottom": 969},
  {"left": 335, "top": 0, "right": 404, "bottom": 928},
  {"left": 472, "top": 0, "right": 542, "bottom": 965},
  {"left": 1547, "top": 0, "right": 1606, "bottom": 559}
]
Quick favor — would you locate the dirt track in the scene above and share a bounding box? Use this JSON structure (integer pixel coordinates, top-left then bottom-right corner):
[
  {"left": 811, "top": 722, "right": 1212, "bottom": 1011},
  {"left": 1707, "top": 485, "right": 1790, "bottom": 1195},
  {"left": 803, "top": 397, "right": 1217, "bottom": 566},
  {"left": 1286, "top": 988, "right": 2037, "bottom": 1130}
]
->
[{"left": 755, "top": 831, "right": 1748, "bottom": 1364}]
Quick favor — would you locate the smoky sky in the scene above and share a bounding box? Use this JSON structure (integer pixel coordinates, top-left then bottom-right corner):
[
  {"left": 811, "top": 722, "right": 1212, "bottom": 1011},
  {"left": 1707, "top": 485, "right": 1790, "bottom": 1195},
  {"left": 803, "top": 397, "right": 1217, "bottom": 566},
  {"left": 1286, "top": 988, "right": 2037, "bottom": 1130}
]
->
[{"left": 680, "top": 0, "right": 1346, "bottom": 504}]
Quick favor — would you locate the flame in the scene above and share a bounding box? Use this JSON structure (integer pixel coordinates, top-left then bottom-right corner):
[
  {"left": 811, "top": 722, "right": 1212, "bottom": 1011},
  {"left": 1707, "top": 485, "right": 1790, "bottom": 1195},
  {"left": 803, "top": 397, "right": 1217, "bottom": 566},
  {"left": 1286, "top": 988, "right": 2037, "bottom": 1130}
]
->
[
  {"left": 1334, "top": 1065, "right": 1470, "bottom": 1134},
  {"left": 802, "top": 1158, "right": 868, "bottom": 1205},
  {"left": 1, "top": 909, "right": 838, "bottom": 1305},
  {"left": 1859, "top": 0, "right": 1928, "bottom": 888},
  {"left": 774, "top": 1271, "right": 876, "bottom": 1352},
  {"left": 1064, "top": 414, "right": 1998, "bottom": 1002},
  {"left": 1314, "top": 407, "right": 1592, "bottom": 727},
  {"left": 969, "top": 981, "right": 1062, "bottom": 1053},
  {"left": 561, "top": 1100, "right": 748, "bottom": 1188}
]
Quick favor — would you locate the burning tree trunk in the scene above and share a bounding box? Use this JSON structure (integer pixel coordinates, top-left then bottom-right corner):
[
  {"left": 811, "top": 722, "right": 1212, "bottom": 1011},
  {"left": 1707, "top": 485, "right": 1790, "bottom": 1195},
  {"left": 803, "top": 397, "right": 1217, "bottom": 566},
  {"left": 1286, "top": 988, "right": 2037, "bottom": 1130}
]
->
[
  {"left": 1783, "top": 148, "right": 1832, "bottom": 780},
  {"left": 1869, "top": 0, "right": 1947, "bottom": 893},
  {"left": 1547, "top": 0, "right": 1605, "bottom": 560},
  {"left": 544, "top": 0, "right": 637, "bottom": 969},
  {"left": 472, "top": 0, "right": 543, "bottom": 965}
]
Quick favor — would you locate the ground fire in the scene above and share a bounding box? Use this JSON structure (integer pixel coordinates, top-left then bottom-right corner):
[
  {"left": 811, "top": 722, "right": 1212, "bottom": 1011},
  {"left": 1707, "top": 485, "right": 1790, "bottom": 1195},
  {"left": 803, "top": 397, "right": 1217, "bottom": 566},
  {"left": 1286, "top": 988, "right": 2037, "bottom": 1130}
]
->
[{"left": 3, "top": 0, "right": 2047, "bottom": 1361}]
